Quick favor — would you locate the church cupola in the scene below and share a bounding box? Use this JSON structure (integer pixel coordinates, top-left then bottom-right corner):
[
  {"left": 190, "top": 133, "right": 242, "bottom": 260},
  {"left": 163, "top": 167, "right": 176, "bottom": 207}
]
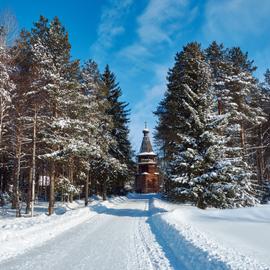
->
[
  {"left": 135, "top": 124, "right": 160, "bottom": 193},
  {"left": 140, "top": 128, "right": 154, "bottom": 153}
]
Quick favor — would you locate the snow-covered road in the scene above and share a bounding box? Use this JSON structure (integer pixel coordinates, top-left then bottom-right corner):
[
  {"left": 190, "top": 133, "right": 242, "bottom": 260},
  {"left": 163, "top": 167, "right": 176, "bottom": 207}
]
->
[{"left": 0, "top": 197, "right": 182, "bottom": 270}]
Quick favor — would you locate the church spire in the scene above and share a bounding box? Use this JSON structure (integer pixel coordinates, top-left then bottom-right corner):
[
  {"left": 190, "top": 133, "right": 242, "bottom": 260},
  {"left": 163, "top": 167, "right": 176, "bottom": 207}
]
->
[
  {"left": 135, "top": 125, "right": 159, "bottom": 193},
  {"left": 139, "top": 123, "right": 155, "bottom": 154}
]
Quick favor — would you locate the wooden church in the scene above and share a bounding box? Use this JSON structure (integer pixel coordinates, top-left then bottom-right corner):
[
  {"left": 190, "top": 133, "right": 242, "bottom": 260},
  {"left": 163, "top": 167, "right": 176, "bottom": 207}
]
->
[{"left": 135, "top": 125, "right": 160, "bottom": 193}]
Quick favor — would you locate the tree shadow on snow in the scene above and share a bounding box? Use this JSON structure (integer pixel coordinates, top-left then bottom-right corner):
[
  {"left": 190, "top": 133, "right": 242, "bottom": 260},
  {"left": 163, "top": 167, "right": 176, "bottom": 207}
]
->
[
  {"left": 89, "top": 203, "right": 149, "bottom": 217},
  {"left": 146, "top": 205, "right": 188, "bottom": 270}
]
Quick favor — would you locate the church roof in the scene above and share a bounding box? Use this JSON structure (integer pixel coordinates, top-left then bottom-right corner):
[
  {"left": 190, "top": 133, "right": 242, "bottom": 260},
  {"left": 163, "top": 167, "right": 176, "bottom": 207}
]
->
[{"left": 138, "top": 128, "right": 156, "bottom": 156}]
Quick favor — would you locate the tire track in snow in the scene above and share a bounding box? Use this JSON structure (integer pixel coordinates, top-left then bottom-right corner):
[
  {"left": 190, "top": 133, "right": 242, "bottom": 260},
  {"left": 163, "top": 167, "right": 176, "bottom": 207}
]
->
[
  {"left": 135, "top": 199, "right": 173, "bottom": 270},
  {"left": 0, "top": 196, "right": 175, "bottom": 270}
]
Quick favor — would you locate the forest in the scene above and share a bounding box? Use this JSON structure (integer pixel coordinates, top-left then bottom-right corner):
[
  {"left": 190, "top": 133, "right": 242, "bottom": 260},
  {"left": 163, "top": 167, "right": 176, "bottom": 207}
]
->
[
  {"left": 1, "top": 14, "right": 270, "bottom": 218},
  {"left": 0, "top": 15, "right": 134, "bottom": 217}
]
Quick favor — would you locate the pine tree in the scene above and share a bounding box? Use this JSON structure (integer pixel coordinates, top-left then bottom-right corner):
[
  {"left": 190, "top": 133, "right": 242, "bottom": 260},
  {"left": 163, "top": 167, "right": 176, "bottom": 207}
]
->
[
  {"left": 206, "top": 43, "right": 267, "bottom": 205},
  {"left": 259, "top": 70, "right": 270, "bottom": 200},
  {"left": 8, "top": 30, "right": 32, "bottom": 216},
  {"left": 79, "top": 60, "right": 104, "bottom": 204},
  {"left": 28, "top": 16, "right": 80, "bottom": 214},
  {"left": 0, "top": 27, "right": 15, "bottom": 198},
  {"left": 75, "top": 60, "right": 114, "bottom": 203},
  {"left": 224, "top": 48, "right": 266, "bottom": 195},
  {"left": 26, "top": 36, "right": 59, "bottom": 214}
]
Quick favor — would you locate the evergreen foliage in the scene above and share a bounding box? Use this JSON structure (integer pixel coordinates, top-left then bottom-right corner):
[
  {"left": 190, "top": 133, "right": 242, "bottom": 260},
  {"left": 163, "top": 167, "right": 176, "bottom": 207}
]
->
[
  {"left": 0, "top": 12, "right": 270, "bottom": 214},
  {"left": 155, "top": 42, "right": 269, "bottom": 208},
  {"left": 101, "top": 65, "right": 134, "bottom": 194},
  {"left": 0, "top": 16, "right": 133, "bottom": 216}
]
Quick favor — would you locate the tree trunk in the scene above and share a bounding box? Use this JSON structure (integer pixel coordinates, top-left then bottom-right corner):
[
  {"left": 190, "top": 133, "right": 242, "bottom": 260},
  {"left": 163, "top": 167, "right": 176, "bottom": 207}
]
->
[
  {"left": 30, "top": 106, "right": 37, "bottom": 217},
  {"left": 102, "top": 180, "right": 107, "bottom": 201},
  {"left": 25, "top": 168, "right": 32, "bottom": 214},
  {"left": 256, "top": 124, "right": 264, "bottom": 184},
  {"left": 240, "top": 122, "right": 246, "bottom": 159},
  {"left": 13, "top": 126, "right": 22, "bottom": 217},
  {"left": 48, "top": 162, "right": 55, "bottom": 215},
  {"left": 69, "top": 157, "right": 74, "bottom": 202},
  {"left": 85, "top": 170, "right": 90, "bottom": 207},
  {"left": 217, "top": 97, "right": 222, "bottom": 115},
  {"left": 2, "top": 164, "right": 8, "bottom": 193},
  {"left": 0, "top": 96, "right": 4, "bottom": 151},
  {"left": 48, "top": 106, "right": 58, "bottom": 215},
  {"left": 0, "top": 97, "right": 4, "bottom": 194}
]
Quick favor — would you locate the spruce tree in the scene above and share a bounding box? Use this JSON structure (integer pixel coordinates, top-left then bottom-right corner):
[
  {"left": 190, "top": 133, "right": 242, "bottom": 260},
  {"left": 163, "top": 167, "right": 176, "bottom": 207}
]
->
[
  {"left": 155, "top": 42, "right": 260, "bottom": 208},
  {"left": 155, "top": 42, "right": 212, "bottom": 205},
  {"left": 206, "top": 43, "right": 267, "bottom": 205},
  {"left": 79, "top": 60, "right": 113, "bottom": 202},
  {"left": 101, "top": 65, "right": 133, "bottom": 194}
]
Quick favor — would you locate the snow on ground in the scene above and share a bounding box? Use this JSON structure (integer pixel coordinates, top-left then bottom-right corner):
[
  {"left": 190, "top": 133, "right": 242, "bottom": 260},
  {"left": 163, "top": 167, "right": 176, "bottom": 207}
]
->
[
  {"left": 150, "top": 197, "right": 270, "bottom": 270},
  {"left": 0, "top": 195, "right": 175, "bottom": 270},
  {"left": 1, "top": 194, "right": 270, "bottom": 270},
  {"left": 0, "top": 198, "right": 105, "bottom": 262}
]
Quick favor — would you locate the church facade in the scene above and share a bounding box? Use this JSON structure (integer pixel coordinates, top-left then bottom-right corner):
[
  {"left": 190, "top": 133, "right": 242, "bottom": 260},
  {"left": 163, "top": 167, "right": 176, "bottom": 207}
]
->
[{"left": 135, "top": 127, "right": 160, "bottom": 193}]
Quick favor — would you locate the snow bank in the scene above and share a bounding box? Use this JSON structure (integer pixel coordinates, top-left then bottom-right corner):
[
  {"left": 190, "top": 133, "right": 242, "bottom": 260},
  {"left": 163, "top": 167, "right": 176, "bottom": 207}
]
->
[
  {"left": 0, "top": 196, "right": 129, "bottom": 263},
  {"left": 2, "top": 194, "right": 269, "bottom": 270},
  {"left": 150, "top": 198, "right": 270, "bottom": 270},
  {"left": 0, "top": 200, "right": 100, "bottom": 262},
  {"left": 150, "top": 212, "right": 230, "bottom": 270}
]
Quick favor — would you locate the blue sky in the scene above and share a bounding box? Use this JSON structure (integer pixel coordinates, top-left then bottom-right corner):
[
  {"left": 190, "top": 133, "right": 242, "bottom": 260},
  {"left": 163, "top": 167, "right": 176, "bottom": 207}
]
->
[{"left": 1, "top": 0, "right": 270, "bottom": 152}]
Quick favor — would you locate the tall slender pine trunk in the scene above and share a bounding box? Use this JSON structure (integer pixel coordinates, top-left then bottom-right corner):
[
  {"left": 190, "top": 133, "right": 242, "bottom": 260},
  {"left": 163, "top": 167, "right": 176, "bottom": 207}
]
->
[
  {"left": 256, "top": 124, "right": 264, "bottom": 184},
  {"left": 48, "top": 107, "right": 57, "bottom": 215},
  {"left": 30, "top": 106, "right": 37, "bottom": 216},
  {"left": 85, "top": 169, "right": 90, "bottom": 206},
  {"left": 12, "top": 124, "right": 22, "bottom": 217},
  {"left": 48, "top": 162, "right": 55, "bottom": 215},
  {"left": 102, "top": 180, "right": 107, "bottom": 201},
  {"left": 69, "top": 157, "right": 74, "bottom": 202}
]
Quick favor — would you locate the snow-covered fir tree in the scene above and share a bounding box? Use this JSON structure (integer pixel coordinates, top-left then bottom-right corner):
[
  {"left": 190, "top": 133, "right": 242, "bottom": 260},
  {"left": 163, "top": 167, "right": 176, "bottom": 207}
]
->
[
  {"left": 101, "top": 65, "right": 134, "bottom": 194},
  {"left": 79, "top": 60, "right": 124, "bottom": 201},
  {"left": 155, "top": 42, "right": 262, "bottom": 208}
]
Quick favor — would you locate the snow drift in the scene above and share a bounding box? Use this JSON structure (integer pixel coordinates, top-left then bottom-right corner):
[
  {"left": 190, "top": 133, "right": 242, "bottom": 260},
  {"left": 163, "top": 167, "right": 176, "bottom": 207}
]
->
[{"left": 150, "top": 198, "right": 270, "bottom": 270}]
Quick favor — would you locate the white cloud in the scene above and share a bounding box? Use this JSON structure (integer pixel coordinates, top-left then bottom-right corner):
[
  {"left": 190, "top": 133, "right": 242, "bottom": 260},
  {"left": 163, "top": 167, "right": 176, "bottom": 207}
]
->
[
  {"left": 118, "top": 43, "right": 152, "bottom": 61},
  {"left": 130, "top": 87, "right": 162, "bottom": 152},
  {"left": 137, "top": 0, "right": 187, "bottom": 45},
  {"left": 118, "top": 0, "right": 195, "bottom": 61},
  {"left": 92, "top": 0, "right": 198, "bottom": 151},
  {"left": 121, "top": 0, "right": 197, "bottom": 150},
  {"left": 129, "top": 64, "right": 168, "bottom": 151},
  {"left": 204, "top": 0, "right": 270, "bottom": 43},
  {"left": 91, "top": 0, "right": 133, "bottom": 59},
  {"left": 202, "top": 0, "right": 270, "bottom": 80}
]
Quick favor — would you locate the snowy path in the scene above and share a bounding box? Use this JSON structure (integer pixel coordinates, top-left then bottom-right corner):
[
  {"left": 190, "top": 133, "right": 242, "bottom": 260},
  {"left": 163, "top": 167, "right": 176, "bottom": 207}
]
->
[{"left": 0, "top": 197, "right": 182, "bottom": 270}]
